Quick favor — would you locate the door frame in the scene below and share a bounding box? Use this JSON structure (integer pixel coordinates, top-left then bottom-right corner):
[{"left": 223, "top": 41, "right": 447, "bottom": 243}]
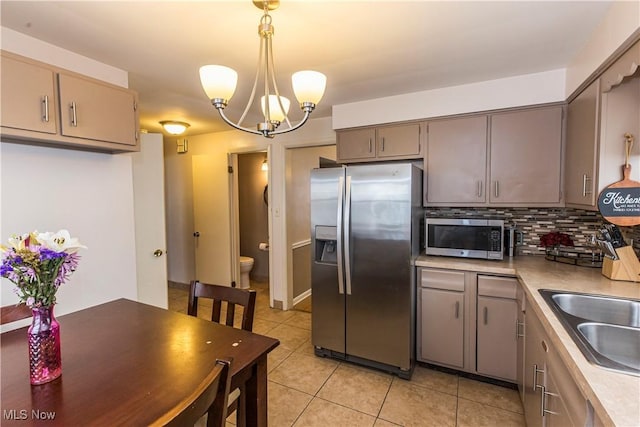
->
[{"left": 228, "top": 147, "right": 272, "bottom": 303}]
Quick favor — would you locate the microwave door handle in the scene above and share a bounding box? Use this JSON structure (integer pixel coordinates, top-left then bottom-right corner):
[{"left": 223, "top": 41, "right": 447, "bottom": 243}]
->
[
  {"left": 344, "top": 175, "right": 353, "bottom": 295},
  {"left": 336, "top": 175, "right": 345, "bottom": 295}
]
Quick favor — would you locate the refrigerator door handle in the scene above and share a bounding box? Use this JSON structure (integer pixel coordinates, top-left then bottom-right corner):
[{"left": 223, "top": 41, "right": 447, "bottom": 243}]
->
[
  {"left": 336, "top": 175, "right": 345, "bottom": 295},
  {"left": 344, "top": 174, "right": 353, "bottom": 295}
]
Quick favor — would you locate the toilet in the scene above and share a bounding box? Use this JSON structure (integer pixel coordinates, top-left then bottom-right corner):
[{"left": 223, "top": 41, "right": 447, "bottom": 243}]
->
[{"left": 239, "top": 256, "right": 254, "bottom": 289}]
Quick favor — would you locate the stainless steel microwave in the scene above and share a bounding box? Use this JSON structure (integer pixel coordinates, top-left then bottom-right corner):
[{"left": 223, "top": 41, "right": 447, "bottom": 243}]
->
[{"left": 425, "top": 218, "right": 504, "bottom": 260}]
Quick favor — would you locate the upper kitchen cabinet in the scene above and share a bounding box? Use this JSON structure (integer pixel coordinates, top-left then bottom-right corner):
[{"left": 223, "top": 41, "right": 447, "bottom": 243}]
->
[
  {"left": 1, "top": 53, "right": 58, "bottom": 136},
  {"left": 565, "top": 39, "right": 640, "bottom": 210},
  {"left": 565, "top": 80, "right": 600, "bottom": 207},
  {"left": 425, "top": 104, "right": 564, "bottom": 206},
  {"left": 597, "top": 40, "right": 640, "bottom": 200},
  {"left": 0, "top": 51, "right": 139, "bottom": 153},
  {"left": 57, "top": 73, "right": 138, "bottom": 147},
  {"left": 489, "top": 106, "right": 563, "bottom": 205},
  {"left": 425, "top": 115, "right": 488, "bottom": 204},
  {"left": 336, "top": 123, "right": 422, "bottom": 163}
]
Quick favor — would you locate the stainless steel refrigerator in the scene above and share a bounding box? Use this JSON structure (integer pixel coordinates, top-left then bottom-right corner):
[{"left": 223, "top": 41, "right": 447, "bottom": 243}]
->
[{"left": 310, "top": 163, "right": 422, "bottom": 379}]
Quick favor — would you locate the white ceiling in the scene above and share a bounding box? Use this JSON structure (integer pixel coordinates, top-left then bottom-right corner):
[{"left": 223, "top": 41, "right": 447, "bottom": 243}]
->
[{"left": 1, "top": 1, "right": 612, "bottom": 136}]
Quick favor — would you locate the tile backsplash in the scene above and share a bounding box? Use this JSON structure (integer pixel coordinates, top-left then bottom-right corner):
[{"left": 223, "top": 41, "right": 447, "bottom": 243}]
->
[{"left": 425, "top": 207, "right": 640, "bottom": 256}]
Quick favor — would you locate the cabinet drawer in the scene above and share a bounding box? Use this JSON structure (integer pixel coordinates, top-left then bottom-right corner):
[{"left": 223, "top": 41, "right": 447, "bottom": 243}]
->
[
  {"left": 478, "top": 275, "right": 517, "bottom": 299},
  {"left": 420, "top": 268, "right": 465, "bottom": 291}
]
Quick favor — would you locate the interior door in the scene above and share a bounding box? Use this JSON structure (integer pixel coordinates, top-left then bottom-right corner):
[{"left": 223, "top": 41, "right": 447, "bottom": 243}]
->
[
  {"left": 192, "top": 155, "right": 232, "bottom": 285},
  {"left": 131, "top": 133, "right": 168, "bottom": 308}
]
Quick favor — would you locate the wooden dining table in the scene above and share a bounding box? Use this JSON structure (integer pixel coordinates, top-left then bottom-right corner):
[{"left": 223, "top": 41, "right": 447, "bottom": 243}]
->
[{"left": 1, "top": 298, "right": 279, "bottom": 426}]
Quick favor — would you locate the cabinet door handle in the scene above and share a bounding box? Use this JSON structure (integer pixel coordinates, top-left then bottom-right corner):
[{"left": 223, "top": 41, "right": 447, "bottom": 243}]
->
[
  {"left": 582, "top": 174, "right": 592, "bottom": 197},
  {"left": 70, "top": 102, "right": 78, "bottom": 127},
  {"left": 42, "top": 95, "right": 50, "bottom": 123},
  {"left": 483, "top": 306, "right": 488, "bottom": 325},
  {"left": 532, "top": 364, "right": 545, "bottom": 392},
  {"left": 368, "top": 138, "right": 372, "bottom": 153},
  {"left": 494, "top": 181, "right": 499, "bottom": 198},
  {"left": 477, "top": 181, "right": 483, "bottom": 198},
  {"left": 542, "top": 388, "right": 560, "bottom": 416},
  {"left": 516, "top": 320, "right": 525, "bottom": 339},
  {"left": 455, "top": 301, "right": 460, "bottom": 319},
  {"left": 381, "top": 137, "right": 385, "bottom": 152}
]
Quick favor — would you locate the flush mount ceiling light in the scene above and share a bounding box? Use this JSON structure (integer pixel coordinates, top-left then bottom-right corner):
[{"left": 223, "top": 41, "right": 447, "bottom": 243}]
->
[
  {"left": 160, "top": 120, "right": 190, "bottom": 135},
  {"left": 199, "top": 0, "right": 326, "bottom": 139}
]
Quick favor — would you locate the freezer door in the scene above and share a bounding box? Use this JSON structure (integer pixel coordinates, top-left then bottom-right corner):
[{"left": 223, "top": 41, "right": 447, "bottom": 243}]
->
[
  {"left": 345, "top": 163, "right": 416, "bottom": 369},
  {"left": 310, "top": 167, "right": 346, "bottom": 353}
]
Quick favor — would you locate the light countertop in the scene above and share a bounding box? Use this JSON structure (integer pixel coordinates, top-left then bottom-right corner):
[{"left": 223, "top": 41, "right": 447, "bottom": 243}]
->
[{"left": 415, "top": 255, "right": 640, "bottom": 427}]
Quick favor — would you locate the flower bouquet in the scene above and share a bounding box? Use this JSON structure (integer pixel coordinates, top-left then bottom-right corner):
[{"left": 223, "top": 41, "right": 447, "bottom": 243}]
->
[
  {"left": 540, "top": 231, "right": 574, "bottom": 255},
  {"left": 1, "top": 229, "right": 86, "bottom": 385}
]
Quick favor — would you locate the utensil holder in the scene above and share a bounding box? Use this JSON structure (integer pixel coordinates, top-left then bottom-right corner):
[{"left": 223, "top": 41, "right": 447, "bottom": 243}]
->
[{"left": 601, "top": 246, "right": 640, "bottom": 282}]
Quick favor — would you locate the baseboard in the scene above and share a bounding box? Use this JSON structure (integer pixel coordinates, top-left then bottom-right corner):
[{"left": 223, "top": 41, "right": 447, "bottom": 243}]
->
[{"left": 293, "top": 289, "right": 312, "bottom": 306}]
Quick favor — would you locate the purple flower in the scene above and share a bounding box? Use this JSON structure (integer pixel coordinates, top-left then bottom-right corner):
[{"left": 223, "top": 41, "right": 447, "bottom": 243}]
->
[
  {"left": 26, "top": 297, "right": 35, "bottom": 307},
  {"left": 40, "top": 248, "right": 65, "bottom": 261}
]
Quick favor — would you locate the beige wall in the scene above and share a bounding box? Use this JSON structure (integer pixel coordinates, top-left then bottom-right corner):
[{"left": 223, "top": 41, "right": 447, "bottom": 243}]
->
[
  {"left": 286, "top": 145, "right": 337, "bottom": 300},
  {"left": 238, "top": 152, "right": 269, "bottom": 281}
]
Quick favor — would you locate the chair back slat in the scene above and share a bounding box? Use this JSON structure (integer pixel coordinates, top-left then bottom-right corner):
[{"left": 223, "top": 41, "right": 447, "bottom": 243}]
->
[{"left": 188, "top": 281, "right": 257, "bottom": 332}]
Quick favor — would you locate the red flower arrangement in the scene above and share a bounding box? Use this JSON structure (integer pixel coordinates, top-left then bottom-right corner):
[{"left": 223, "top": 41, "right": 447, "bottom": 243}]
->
[{"left": 539, "top": 232, "right": 574, "bottom": 248}]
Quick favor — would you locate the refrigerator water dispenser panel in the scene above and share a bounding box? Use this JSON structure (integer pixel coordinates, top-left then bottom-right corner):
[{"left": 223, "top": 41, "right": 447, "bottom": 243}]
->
[{"left": 315, "top": 225, "right": 338, "bottom": 264}]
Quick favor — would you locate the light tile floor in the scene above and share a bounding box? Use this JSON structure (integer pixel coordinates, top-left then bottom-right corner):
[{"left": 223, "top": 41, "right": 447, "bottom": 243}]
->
[{"left": 168, "top": 282, "right": 526, "bottom": 427}]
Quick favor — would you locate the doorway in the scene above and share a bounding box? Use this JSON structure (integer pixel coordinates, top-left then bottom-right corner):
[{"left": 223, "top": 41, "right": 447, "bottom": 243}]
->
[{"left": 230, "top": 151, "right": 271, "bottom": 294}]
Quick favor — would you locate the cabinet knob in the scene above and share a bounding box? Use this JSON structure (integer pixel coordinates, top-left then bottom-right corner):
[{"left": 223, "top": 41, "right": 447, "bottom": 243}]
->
[{"left": 153, "top": 249, "right": 164, "bottom": 257}]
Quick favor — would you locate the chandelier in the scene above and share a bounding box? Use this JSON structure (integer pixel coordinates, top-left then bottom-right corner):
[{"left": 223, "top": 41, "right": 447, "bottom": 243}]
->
[{"left": 199, "top": 0, "right": 327, "bottom": 139}]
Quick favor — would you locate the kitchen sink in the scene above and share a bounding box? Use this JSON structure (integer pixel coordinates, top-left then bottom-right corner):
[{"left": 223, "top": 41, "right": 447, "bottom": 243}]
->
[
  {"left": 539, "top": 289, "right": 640, "bottom": 376},
  {"left": 577, "top": 323, "right": 640, "bottom": 372},
  {"left": 551, "top": 293, "right": 640, "bottom": 327}
]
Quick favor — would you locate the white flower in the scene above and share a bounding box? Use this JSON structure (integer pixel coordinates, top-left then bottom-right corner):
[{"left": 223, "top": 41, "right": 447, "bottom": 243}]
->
[
  {"left": 1, "top": 232, "right": 31, "bottom": 252},
  {"left": 36, "top": 230, "right": 87, "bottom": 253}
]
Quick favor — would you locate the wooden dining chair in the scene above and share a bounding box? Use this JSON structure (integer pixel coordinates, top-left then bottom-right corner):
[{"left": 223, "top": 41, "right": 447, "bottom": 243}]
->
[
  {"left": 163, "top": 358, "right": 232, "bottom": 427},
  {"left": 187, "top": 281, "right": 257, "bottom": 425},
  {"left": 0, "top": 303, "right": 32, "bottom": 325},
  {"left": 188, "top": 281, "right": 257, "bottom": 332}
]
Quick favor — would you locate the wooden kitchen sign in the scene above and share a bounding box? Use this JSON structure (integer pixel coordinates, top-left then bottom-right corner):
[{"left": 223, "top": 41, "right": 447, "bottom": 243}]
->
[{"left": 598, "top": 134, "right": 640, "bottom": 226}]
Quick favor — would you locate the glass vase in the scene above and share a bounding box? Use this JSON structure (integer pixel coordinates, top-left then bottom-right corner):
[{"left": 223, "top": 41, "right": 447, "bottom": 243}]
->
[{"left": 28, "top": 305, "right": 62, "bottom": 385}]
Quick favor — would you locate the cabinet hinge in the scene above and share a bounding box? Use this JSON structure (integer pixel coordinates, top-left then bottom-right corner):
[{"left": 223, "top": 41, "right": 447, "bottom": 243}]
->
[{"left": 228, "top": 166, "right": 234, "bottom": 174}]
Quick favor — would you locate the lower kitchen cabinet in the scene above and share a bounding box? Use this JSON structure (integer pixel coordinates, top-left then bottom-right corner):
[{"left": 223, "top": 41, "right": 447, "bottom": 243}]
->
[
  {"left": 516, "top": 283, "right": 526, "bottom": 402},
  {"left": 420, "top": 287, "right": 465, "bottom": 368},
  {"left": 418, "top": 268, "right": 519, "bottom": 381},
  {"left": 476, "top": 275, "right": 518, "bottom": 381},
  {"left": 523, "top": 295, "right": 590, "bottom": 427},
  {"left": 523, "top": 300, "right": 547, "bottom": 427},
  {"left": 418, "top": 268, "right": 465, "bottom": 369}
]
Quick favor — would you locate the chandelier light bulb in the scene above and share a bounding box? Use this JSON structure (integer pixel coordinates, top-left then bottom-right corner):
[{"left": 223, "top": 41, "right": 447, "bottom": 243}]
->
[
  {"left": 261, "top": 95, "right": 290, "bottom": 123},
  {"left": 199, "top": 65, "right": 238, "bottom": 103},
  {"left": 292, "top": 70, "right": 327, "bottom": 105}
]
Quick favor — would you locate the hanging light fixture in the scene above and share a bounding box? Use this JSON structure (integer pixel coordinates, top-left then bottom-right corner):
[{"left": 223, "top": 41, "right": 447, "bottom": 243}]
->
[{"left": 199, "top": 0, "right": 326, "bottom": 139}]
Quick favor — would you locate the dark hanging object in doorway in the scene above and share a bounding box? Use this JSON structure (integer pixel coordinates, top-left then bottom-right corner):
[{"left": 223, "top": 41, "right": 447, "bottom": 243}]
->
[{"left": 263, "top": 185, "right": 268, "bottom": 207}]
